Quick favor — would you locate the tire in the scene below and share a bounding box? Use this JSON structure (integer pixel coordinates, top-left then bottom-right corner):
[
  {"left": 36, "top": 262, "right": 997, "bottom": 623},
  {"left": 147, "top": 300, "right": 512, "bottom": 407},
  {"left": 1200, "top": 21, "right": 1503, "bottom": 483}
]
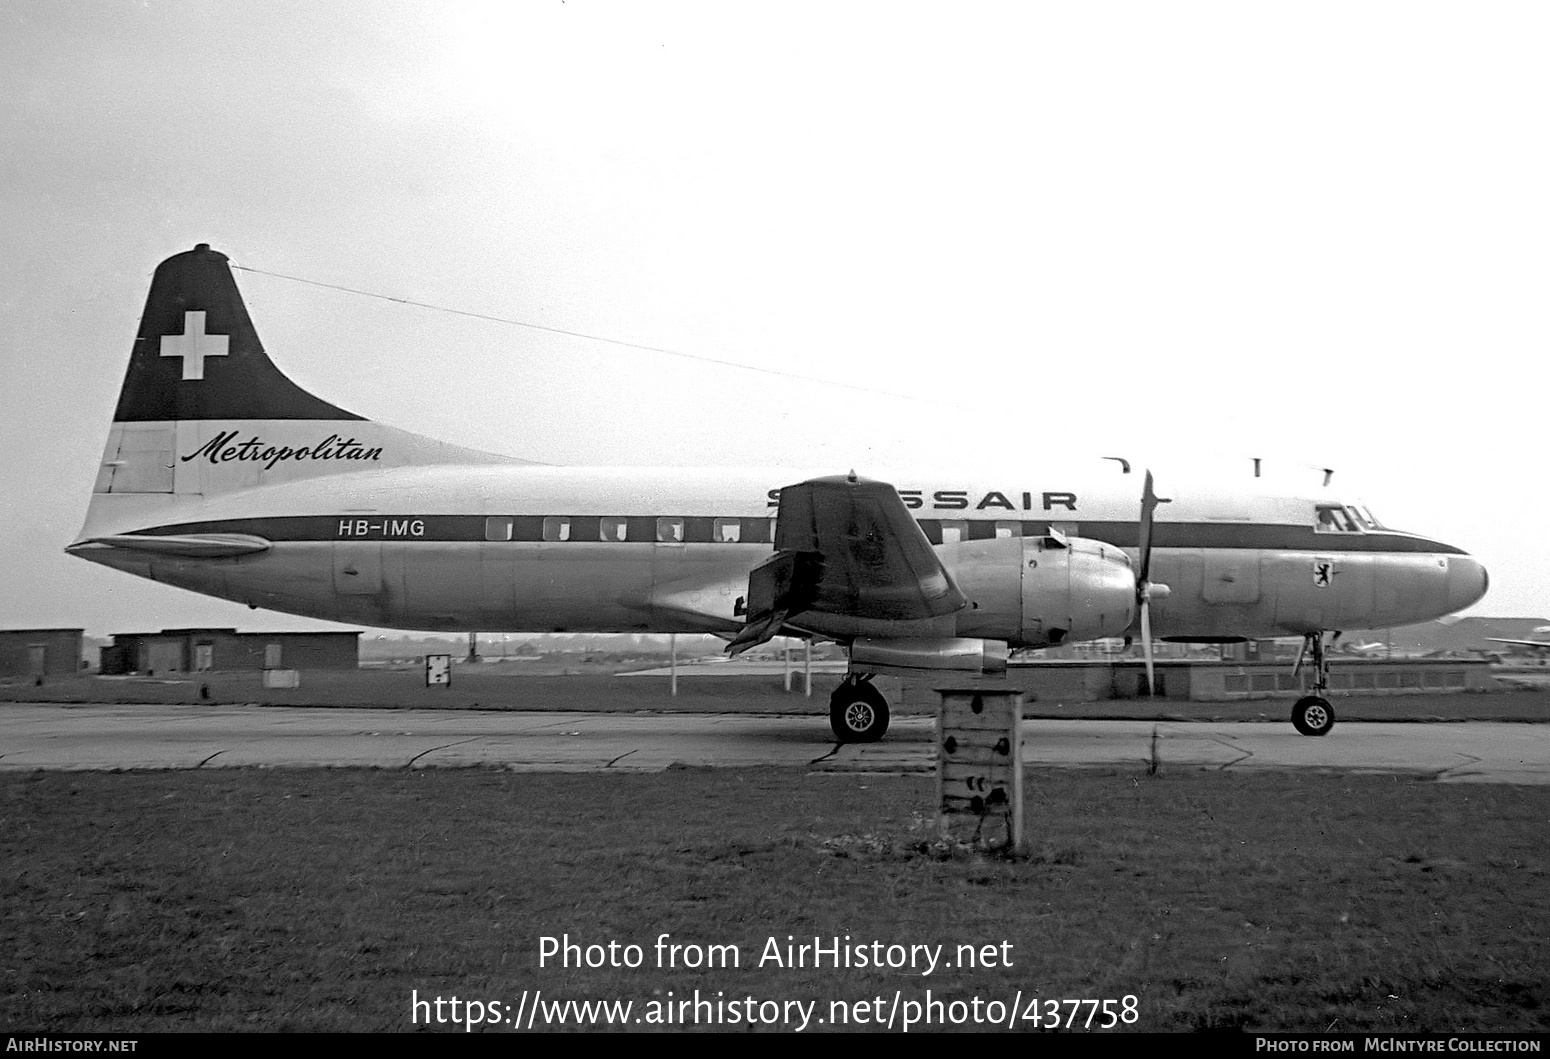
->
[
  {"left": 1292, "top": 695, "right": 1335, "bottom": 737},
  {"left": 829, "top": 681, "right": 890, "bottom": 743}
]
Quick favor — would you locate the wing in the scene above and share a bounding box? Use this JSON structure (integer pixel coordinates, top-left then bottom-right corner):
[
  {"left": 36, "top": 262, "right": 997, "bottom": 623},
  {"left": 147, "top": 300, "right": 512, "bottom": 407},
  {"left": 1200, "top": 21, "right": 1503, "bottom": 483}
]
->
[
  {"left": 1485, "top": 638, "right": 1550, "bottom": 650},
  {"left": 727, "top": 474, "right": 966, "bottom": 654}
]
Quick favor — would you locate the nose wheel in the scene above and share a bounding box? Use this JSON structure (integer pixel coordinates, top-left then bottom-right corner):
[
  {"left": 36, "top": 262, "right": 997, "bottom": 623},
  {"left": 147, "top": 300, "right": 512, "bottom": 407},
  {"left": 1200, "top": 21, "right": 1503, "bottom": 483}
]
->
[
  {"left": 1292, "top": 694, "right": 1335, "bottom": 736},
  {"left": 829, "top": 675, "right": 890, "bottom": 743}
]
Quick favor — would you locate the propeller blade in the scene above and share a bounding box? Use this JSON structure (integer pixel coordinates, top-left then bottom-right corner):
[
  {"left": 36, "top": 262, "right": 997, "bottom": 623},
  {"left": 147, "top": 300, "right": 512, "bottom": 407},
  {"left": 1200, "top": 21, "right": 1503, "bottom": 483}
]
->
[
  {"left": 1138, "top": 469, "right": 1170, "bottom": 588},
  {"left": 1138, "top": 472, "right": 1156, "bottom": 586},
  {"left": 1141, "top": 593, "right": 1155, "bottom": 697},
  {"left": 1135, "top": 469, "right": 1172, "bottom": 699}
]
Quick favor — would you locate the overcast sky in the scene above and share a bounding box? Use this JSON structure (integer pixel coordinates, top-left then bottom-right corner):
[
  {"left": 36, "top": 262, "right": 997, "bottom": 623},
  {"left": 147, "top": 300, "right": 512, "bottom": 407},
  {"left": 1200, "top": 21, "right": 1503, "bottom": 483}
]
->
[{"left": 2, "top": 1, "right": 1547, "bottom": 637}]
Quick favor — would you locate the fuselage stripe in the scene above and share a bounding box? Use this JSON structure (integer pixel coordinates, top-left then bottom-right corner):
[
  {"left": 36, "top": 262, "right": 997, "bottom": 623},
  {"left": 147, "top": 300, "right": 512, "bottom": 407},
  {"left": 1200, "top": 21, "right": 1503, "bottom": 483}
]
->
[{"left": 128, "top": 516, "right": 1467, "bottom": 554}]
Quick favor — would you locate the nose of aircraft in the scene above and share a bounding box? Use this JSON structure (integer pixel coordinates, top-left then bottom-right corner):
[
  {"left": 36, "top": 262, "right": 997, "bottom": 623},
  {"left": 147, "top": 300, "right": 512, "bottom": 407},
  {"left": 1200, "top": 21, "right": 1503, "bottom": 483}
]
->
[{"left": 1447, "top": 555, "right": 1490, "bottom": 613}]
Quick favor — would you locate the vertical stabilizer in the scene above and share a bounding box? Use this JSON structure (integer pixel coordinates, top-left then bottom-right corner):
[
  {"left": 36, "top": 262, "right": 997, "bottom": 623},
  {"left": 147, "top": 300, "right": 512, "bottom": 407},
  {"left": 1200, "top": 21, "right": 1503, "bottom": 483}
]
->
[
  {"left": 81, "top": 244, "right": 525, "bottom": 539},
  {"left": 112, "top": 244, "right": 363, "bottom": 425}
]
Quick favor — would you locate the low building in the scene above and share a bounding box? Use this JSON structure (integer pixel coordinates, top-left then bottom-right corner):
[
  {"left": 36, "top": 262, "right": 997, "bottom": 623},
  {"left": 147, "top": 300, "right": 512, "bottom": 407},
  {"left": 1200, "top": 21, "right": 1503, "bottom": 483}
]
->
[
  {"left": 0, "top": 629, "right": 86, "bottom": 677},
  {"left": 100, "top": 629, "right": 360, "bottom": 675}
]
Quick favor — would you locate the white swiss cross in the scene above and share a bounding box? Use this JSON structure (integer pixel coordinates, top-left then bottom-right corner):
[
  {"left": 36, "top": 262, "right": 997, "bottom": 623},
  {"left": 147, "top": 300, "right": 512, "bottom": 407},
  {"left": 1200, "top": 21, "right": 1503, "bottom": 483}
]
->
[{"left": 159, "top": 310, "right": 229, "bottom": 380}]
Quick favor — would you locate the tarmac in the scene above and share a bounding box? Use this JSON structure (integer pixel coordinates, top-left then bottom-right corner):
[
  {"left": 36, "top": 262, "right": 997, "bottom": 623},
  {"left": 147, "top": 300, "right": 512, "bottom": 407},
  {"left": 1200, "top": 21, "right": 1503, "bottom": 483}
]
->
[{"left": 1, "top": 703, "right": 1546, "bottom": 783}]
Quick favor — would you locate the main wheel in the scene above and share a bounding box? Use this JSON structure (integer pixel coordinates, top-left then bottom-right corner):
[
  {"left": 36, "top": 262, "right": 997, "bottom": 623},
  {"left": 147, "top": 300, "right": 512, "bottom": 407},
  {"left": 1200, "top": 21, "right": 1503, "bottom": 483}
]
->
[
  {"left": 829, "top": 680, "right": 890, "bottom": 743},
  {"left": 1292, "top": 695, "right": 1335, "bottom": 737}
]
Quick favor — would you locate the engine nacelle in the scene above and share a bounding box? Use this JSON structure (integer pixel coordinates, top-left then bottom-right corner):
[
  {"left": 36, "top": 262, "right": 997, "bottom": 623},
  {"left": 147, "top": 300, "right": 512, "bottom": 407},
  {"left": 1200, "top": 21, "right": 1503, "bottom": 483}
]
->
[
  {"left": 850, "top": 636, "right": 1009, "bottom": 673},
  {"left": 942, "top": 535, "right": 1137, "bottom": 648},
  {"left": 1020, "top": 535, "right": 1137, "bottom": 646}
]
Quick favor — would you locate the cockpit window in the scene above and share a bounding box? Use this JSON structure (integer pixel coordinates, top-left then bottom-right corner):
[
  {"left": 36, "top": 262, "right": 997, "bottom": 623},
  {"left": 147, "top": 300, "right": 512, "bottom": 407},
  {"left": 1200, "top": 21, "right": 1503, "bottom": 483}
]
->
[
  {"left": 1315, "top": 504, "right": 1360, "bottom": 533},
  {"left": 1352, "top": 505, "right": 1385, "bottom": 529}
]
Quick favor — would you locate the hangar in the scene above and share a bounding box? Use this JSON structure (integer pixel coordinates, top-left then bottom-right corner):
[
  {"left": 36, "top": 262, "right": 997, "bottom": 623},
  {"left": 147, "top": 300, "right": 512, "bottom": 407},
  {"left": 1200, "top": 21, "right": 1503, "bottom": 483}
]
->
[
  {"left": 0, "top": 629, "right": 86, "bottom": 678},
  {"left": 99, "top": 629, "right": 360, "bottom": 675}
]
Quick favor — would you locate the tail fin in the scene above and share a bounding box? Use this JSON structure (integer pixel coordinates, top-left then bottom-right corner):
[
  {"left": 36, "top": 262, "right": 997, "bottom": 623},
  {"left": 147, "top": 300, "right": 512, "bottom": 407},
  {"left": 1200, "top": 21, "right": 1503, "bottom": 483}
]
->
[
  {"left": 92, "top": 244, "right": 520, "bottom": 503},
  {"left": 112, "top": 243, "right": 363, "bottom": 426}
]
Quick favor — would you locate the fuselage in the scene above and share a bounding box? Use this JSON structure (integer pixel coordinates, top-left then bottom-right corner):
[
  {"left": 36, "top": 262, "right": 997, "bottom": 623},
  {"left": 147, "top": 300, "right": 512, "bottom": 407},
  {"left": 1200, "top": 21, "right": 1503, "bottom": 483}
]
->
[{"left": 69, "top": 463, "right": 1490, "bottom": 642}]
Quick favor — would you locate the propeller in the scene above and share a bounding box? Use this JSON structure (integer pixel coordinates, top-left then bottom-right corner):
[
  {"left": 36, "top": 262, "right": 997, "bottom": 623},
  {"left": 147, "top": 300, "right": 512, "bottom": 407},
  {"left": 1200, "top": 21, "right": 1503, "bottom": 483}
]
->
[{"left": 1136, "top": 470, "right": 1172, "bottom": 696}]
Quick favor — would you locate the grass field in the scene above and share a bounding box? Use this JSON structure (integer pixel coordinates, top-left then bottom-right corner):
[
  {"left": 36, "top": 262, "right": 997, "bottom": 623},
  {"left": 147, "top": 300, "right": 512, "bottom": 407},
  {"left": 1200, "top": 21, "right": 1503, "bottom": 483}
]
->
[{"left": 2, "top": 766, "right": 1546, "bottom": 1032}]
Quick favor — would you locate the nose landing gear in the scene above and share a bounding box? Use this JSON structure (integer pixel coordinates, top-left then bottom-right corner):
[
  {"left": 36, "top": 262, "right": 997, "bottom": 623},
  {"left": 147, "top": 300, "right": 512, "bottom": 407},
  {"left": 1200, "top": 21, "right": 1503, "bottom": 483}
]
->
[{"left": 1292, "top": 631, "right": 1336, "bottom": 737}]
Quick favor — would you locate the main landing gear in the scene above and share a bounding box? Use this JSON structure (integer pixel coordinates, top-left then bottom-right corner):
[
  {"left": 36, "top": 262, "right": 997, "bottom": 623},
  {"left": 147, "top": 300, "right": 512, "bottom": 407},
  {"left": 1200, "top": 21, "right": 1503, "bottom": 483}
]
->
[
  {"left": 1292, "top": 631, "right": 1336, "bottom": 737},
  {"left": 829, "top": 673, "right": 890, "bottom": 743}
]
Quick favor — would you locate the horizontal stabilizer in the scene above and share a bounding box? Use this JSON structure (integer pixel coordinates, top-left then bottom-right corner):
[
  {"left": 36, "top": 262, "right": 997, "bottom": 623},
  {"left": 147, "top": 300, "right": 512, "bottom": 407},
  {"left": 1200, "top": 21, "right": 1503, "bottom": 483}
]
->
[{"left": 70, "top": 533, "right": 272, "bottom": 558}]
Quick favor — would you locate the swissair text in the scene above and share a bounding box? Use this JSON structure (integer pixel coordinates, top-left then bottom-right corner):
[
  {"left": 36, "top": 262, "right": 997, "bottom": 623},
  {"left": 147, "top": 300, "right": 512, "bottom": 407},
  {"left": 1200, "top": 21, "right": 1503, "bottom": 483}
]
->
[{"left": 768, "top": 489, "right": 1078, "bottom": 511}]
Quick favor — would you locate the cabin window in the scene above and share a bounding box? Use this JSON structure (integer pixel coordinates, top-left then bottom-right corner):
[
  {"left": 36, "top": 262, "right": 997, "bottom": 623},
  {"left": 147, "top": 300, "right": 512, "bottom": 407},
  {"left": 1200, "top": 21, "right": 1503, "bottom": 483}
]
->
[
  {"left": 600, "top": 517, "right": 628, "bottom": 542},
  {"left": 994, "top": 521, "right": 1021, "bottom": 538},
  {"left": 713, "top": 518, "right": 742, "bottom": 543},
  {"left": 656, "top": 517, "right": 684, "bottom": 543},
  {"left": 939, "top": 520, "right": 966, "bottom": 544},
  {"left": 543, "top": 516, "right": 571, "bottom": 542},
  {"left": 485, "top": 516, "right": 513, "bottom": 541}
]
